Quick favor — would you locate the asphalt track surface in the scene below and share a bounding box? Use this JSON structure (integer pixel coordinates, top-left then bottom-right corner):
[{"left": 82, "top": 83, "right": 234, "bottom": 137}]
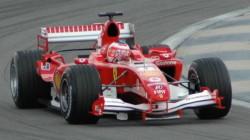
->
[{"left": 1, "top": 0, "right": 250, "bottom": 140}]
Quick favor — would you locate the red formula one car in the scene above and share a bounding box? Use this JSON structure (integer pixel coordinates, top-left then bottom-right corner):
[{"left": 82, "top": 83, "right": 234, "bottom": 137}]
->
[{"left": 10, "top": 12, "right": 232, "bottom": 124}]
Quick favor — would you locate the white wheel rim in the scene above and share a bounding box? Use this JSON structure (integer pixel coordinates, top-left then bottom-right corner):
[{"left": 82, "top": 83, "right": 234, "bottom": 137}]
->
[
  {"left": 10, "top": 62, "right": 18, "bottom": 99},
  {"left": 61, "top": 80, "right": 70, "bottom": 113}
]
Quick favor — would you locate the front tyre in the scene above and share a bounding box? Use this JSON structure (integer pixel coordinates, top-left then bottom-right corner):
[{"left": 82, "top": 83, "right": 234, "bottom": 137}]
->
[
  {"left": 188, "top": 57, "right": 232, "bottom": 119},
  {"left": 60, "top": 65, "right": 101, "bottom": 124}
]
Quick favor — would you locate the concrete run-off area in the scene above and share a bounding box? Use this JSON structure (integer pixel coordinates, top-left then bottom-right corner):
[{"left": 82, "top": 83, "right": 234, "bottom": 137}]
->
[{"left": 176, "top": 12, "right": 250, "bottom": 103}]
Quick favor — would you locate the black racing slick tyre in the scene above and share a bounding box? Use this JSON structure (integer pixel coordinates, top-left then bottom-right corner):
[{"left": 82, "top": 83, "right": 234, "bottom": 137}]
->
[
  {"left": 141, "top": 44, "right": 170, "bottom": 55},
  {"left": 60, "top": 65, "right": 101, "bottom": 124},
  {"left": 10, "top": 49, "right": 51, "bottom": 108},
  {"left": 188, "top": 57, "right": 232, "bottom": 119}
]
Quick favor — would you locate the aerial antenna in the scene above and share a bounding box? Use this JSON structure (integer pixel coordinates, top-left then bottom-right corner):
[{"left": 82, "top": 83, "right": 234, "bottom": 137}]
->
[{"left": 98, "top": 12, "right": 123, "bottom": 20}]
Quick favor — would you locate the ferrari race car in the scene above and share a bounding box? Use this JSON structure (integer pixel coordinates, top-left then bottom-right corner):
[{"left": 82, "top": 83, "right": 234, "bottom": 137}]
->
[{"left": 10, "top": 12, "right": 232, "bottom": 124}]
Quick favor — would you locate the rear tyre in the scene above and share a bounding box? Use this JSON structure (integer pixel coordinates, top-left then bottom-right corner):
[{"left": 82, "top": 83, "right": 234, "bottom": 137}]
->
[
  {"left": 188, "top": 57, "right": 232, "bottom": 119},
  {"left": 141, "top": 44, "right": 170, "bottom": 55},
  {"left": 10, "top": 49, "right": 51, "bottom": 108},
  {"left": 60, "top": 65, "right": 101, "bottom": 124}
]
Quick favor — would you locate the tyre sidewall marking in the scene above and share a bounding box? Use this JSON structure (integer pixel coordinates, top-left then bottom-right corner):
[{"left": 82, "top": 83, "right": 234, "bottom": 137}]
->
[
  {"left": 65, "top": 84, "right": 72, "bottom": 119},
  {"left": 60, "top": 76, "right": 73, "bottom": 120},
  {"left": 10, "top": 57, "right": 19, "bottom": 102}
]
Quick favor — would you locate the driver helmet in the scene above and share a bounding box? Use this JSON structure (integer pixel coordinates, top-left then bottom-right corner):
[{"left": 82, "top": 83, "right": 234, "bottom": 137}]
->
[{"left": 107, "top": 42, "right": 130, "bottom": 62}]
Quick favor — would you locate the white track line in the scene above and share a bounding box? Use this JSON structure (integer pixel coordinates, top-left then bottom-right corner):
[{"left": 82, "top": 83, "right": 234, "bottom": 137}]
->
[
  {"left": 232, "top": 80, "right": 250, "bottom": 94},
  {"left": 193, "top": 25, "right": 250, "bottom": 38},
  {"left": 161, "top": 7, "right": 250, "bottom": 50},
  {"left": 233, "top": 99, "right": 250, "bottom": 109},
  {"left": 161, "top": 7, "right": 250, "bottom": 108},
  {"left": 225, "top": 60, "right": 250, "bottom": 70},
  {"left": 177, "top": 42, "right": 250, "bottom": 56}
]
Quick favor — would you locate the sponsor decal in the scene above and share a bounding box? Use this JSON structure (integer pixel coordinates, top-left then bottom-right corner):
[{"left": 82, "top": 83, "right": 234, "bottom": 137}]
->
[
  {"left": 147, "top": 82, "right": 168, "bottom": 86},
  {"left": 154, "top": 89, "right": 166, "bottom": 95},
  {"left": 159, "top": 94, "right": 163, "bottom": 98},
  {"left": 148, "top": 77, "right": 161, "bottom": 82},
  {"left": 41, "top": 62, "right": 51, "bottom": 71},
  {"left": 155, "top": 60, "right": 176, "bottom": 66},
  {"left": 78, "top": 58, "right": 86, "bottom": 63},
  {"left": 153, "top": 85, "right": 166, "bottom": 95},
  {"left": 155, "top": 85, "right": 163, "bottom": 90},
  {"left": 46, "top": 23, "right": 124, "bottom": 33},
  {"left": 151, "top": 55, "right": 160, "bottom": 60},
  {"left": 54, "top": 72, "right": 61, "bottom": 89},
  {"left": 161, "top": 53, "right": 170, "bottom": 58},
  {"left": 141, "top": 71, "right": 159, "bottom": 77},
  {"left": 113, "top": 67, "right": 118, "bottom": 81},
  {"left": 136, "top": 66, "right": 156, "bottom": 72},
  {"left": 134, "top": 63, "right": 154, "bottom": 67}
]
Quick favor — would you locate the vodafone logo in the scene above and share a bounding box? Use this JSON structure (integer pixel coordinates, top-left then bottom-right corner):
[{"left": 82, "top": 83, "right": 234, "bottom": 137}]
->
[
  {"left": 153, "top": 85, "right": 166, "bottom": 95},
  {"left": 155, "top": 85, "right": 163, "bottom": 90},
  {"left": 154, "top": 90, "right": 166, "bottom": 95}
]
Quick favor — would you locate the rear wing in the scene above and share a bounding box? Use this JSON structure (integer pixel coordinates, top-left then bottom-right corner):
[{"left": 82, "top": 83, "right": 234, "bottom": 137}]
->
[{"left": 37, "top": 22, "right": 135, "bottom": 51}]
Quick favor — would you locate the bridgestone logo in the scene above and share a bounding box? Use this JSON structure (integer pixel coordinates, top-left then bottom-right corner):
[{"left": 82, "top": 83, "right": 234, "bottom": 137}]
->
[{"left": 155, "top": 61, "right": 176, "bottom": 66}]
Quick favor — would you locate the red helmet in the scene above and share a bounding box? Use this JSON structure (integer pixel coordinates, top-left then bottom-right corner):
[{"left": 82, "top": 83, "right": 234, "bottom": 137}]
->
[{"left": 107, "top": 42, "right": 130, "bottom": 62}]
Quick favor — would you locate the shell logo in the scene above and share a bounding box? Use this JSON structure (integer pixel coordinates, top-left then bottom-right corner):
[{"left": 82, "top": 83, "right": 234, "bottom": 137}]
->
[
  {"left": 113, "top": 67, "right": 118, "bottom": 81},
  {"left": 54, "top": 72, "right": 62, "bottom": 89}
]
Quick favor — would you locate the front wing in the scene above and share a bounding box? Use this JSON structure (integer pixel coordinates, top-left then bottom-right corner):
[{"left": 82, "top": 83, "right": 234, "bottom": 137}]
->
[
  {"left": 50, "top": 89, "right": 221, "bottom": 121},
  {"left": 93, "top": 89, "right": 221, "bottom": 120}
]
